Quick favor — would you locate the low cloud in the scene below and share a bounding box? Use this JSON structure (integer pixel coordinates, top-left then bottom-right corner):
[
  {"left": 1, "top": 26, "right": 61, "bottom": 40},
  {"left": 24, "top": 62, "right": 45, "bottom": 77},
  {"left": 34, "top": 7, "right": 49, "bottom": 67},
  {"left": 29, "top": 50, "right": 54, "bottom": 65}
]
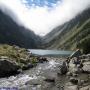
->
[{"left": 0, "top": 0, "right": 90, "bottom": 36}]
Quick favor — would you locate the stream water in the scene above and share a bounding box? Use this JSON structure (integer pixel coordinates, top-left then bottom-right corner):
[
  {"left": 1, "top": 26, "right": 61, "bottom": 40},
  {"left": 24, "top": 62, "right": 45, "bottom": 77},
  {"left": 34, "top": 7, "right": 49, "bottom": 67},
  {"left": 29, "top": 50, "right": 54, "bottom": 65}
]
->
[
  {"left": 0, "top": 50, "right": 72, "bottom": 90},
  {"left": 0, "top": 58, "right": 69, "bottom": 90}
]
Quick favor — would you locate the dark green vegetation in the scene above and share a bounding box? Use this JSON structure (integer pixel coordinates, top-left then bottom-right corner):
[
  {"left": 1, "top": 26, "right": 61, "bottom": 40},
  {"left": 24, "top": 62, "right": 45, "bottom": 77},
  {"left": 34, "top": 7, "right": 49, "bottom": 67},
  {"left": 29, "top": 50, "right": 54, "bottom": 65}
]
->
[
  {"left": 0, "top": 44, "right": 42, "bottom": 77},
  {"left": 0, "top": 44, "right": 48, "bottom": 77},
  {"left": 0, "top": 10, "right": 41, "bottom": 49},
  {"left": 0, "top": 44, "right": 38, "bottom": 68},
  {"left": 43, "top": 9, "right": 90, "bottom": 54}
]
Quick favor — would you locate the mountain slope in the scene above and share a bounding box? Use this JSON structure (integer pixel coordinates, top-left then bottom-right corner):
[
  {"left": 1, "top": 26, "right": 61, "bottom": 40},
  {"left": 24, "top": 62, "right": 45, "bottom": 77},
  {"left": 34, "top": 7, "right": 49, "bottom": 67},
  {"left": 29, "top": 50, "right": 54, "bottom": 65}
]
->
[
  {"left": 0, "top": 9, "right": 41, "bottom": 49},
  {"left": 43, "top": 8, "right": 90, "bottom": 54}
]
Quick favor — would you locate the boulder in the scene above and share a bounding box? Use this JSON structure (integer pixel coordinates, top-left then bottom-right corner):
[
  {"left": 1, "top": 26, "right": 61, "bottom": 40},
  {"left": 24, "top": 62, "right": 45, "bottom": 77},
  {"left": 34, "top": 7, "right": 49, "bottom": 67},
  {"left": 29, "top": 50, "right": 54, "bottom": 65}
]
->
[
  {"left": 64, "top": 85, "right": 78, "bottom": 90},
  {"left": 38, "top": 57, "right": 48, "bottom": 63},
  {"left": 77, "top": 63, "right": 83, "bottom": 68},
  {"left": 87, "top": 54, "right": 90, "bottom": 59},
  {"left": 22, "top": 63, "right": 34, "bottom": 70},
  {"left": 0, "top": 59, "right": 20, "bottom": 77},
  {"left": 66, "top": 72, "right": 73, "bottom": 76},
  {"left": 82, "top": 63, "right": 90, "bottom": 74},
  {"left": 73, "top": 73, "right": 78, "bottom": 77},
  {"left": 58, "top": 61, "right": 68, "bottom": 75},
  {"left": 81, "top": 59, "right": 90, "bottom": 62},
  {"left": 80, "top": 55, "right": 87, "bottom": 59},
  {"left": 79, "top": 85, "right": 90, "bottom": 90},
  {"left": 72, "top": 67, "right": 81, "bottom": 74},
  {"left": 44, "top": 78, "right": 55, "bottom": 83},
  {"left": 78, "top": 79, "right": 85, "bottom": 86},
  {"left": 69, "top": 78, "right": 78, "bottom": 85}
]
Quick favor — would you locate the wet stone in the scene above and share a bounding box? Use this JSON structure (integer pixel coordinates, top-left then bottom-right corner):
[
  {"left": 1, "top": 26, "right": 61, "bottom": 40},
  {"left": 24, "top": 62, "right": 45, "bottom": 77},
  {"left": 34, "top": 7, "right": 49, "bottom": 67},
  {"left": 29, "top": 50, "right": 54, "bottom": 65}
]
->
[
  {"left": 66, "top": 72, "right": 73, "bottom": 76},
  {"left": 79, "top": 85, "right": 90, "bottom": 90},
  {"left": 69, "top": 78, "right": 78, "bottom": 85},
  {"left": 64, "top": 85, "right": 78, "bottom": 90},
  {"left": 44, "top": 78, "right": 55, "bottom": 83},
  {"left": 73, "top": 73, "right": 78, "bottom": 77},
  {"left": 83, "top": 62, "right": 90, "bottom": 74}
]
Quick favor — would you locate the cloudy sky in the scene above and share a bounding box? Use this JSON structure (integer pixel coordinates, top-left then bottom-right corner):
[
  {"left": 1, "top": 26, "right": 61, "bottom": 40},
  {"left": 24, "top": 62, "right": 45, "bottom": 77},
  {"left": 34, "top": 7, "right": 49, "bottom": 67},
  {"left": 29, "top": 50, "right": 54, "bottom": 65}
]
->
[{"left": 0, "top": 0, "right": 90, "bottom": 36}]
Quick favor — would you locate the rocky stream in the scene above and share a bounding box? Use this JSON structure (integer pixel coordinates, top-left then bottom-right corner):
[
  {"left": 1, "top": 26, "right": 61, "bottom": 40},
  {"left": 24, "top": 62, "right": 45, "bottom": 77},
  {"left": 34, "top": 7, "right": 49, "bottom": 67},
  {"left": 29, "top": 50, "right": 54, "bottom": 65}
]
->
[{"left": 0, "top": 54, "right": 90, "bottom": 90}]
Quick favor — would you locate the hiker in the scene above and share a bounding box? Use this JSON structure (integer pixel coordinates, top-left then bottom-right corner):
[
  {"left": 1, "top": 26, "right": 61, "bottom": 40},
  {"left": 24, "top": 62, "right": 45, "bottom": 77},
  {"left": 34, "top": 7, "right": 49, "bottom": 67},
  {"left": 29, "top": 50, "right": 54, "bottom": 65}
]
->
[
  {"left": 70, "top": 49, "right": 82, "bottom": 59},
  {"left": 70, "top": 49, "right": 82, "bottom": 66}
]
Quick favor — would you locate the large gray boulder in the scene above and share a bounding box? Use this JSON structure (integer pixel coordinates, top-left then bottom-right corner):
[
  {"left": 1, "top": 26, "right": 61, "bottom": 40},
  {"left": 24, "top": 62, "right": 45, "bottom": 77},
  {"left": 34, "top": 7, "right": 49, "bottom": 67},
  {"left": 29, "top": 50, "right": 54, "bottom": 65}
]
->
[
  {"left": 58, "top": 61, "right": 68, "bottom": 75},
  {"left": 82, "top": 62, "right": 90, "bottom": 74},
  {"left": 0, "top": 58, "right": 20, "bottom": 77}
]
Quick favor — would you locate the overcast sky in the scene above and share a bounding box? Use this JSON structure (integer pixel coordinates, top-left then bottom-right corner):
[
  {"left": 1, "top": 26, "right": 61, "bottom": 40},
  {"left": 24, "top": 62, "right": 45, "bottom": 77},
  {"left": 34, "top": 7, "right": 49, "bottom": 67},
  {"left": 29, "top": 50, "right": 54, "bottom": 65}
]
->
[{"left": 0, "top": 0, "right": 90, "bottom": 36}]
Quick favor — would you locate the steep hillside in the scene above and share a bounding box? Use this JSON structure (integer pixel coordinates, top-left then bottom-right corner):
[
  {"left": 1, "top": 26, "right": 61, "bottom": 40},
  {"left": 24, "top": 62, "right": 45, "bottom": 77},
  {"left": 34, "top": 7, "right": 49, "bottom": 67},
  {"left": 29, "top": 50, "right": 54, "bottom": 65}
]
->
[
  {"left": 43, "top": 8, "right": 90, "bottom": 54},
  {"left": 0, "top": 10, "right": 41, "bottom": 49}
]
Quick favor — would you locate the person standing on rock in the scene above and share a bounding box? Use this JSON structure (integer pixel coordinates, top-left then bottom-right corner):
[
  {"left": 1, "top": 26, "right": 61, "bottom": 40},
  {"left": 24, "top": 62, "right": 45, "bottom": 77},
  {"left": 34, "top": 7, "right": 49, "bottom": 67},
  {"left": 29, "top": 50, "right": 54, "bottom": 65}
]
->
[
  {"left": 70, "top": 49, "right": 82, "bottom": 66},
  {"left": 70, "top": 49, "right": 82, "bottom": 59}
]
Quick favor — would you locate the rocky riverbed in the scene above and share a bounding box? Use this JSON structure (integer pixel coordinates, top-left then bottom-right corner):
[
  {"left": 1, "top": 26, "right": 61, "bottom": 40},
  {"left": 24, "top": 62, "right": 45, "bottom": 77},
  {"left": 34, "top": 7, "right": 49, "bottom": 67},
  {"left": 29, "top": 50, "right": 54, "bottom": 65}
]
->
[
  {"left": 0, "top": 57, "right": 65, "bottom": 90},
  {"left": 0, "top": 45, "right": 90, "bottom": 90},
  {"left": 65, "top": 54, "right": 90, "bottom": 90}
]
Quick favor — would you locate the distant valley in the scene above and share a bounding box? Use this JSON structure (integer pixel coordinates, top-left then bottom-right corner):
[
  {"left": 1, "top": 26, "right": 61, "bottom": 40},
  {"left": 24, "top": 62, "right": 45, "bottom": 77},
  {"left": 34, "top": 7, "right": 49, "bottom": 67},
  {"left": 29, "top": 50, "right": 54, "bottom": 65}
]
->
[{"left": 0, "top": 8, "right": 90, "bottom": 53}]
